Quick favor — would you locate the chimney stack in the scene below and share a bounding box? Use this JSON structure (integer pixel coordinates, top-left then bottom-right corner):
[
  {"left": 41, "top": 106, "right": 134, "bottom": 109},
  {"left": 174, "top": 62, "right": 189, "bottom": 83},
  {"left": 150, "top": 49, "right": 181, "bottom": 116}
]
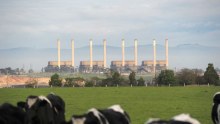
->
[
  {"left": 122, "top": 39, "right": 125, "bottom": 66},
  {"left": 165, "top": 39, "right": 169, "bottom": 69},
  {"left": 103, "top": 39, "right": 107, "bottom": 68},
  {"left": 153, "top": 39, "right": 156, "bottom": 73},
  {"left": 71, "top": 39, "right": 74, "bottom": 67},
  {"left": 90, "top": 39, "right": 93, "bottom": 69},
  {"left": 57, "top": 39, "right": 61, "bottom": 69},
  {"left": 134, "top": 39, "right": 138, "bottom": 66}
]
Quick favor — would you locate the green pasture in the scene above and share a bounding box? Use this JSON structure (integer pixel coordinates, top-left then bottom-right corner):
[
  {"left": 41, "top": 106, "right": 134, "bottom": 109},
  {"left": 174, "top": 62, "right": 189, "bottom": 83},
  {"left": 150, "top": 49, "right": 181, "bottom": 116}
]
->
[{"left": 0, "top": 86, "right": 219, "bottom": 124}]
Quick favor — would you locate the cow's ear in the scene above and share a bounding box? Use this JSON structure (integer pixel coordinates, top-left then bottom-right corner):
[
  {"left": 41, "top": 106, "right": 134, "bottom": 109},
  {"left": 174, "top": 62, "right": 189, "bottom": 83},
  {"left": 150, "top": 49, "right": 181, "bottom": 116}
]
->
[{"left": 17, "top": 101, "right": 26, "bottom": 108}]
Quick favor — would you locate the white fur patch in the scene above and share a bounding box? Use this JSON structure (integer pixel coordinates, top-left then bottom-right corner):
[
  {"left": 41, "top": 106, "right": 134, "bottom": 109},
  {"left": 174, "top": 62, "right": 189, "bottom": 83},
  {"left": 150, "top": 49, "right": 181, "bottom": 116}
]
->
[
  {"left": 38, "top": 95, "right": 52, "bottom": 108},
  {"left": 172, "top": 113, "right": 200, "bottom": 124},
  {"left": 108, "top": 105, "right": 124, "bottom": 114},
  {"left": 50, "top": 92, "right": 55, "bottom": 95},
  {"left": 145, "top": 118, "right": 161, "bottom": 124},
  {"left": 27, "top": 97, "right": 38, "bottom": 108},
  {"left": 214, "top": 92, "right": 220, "bottom": 98},
  {"left": 72, "top": 117, "right": 86, "bottom": 124}
]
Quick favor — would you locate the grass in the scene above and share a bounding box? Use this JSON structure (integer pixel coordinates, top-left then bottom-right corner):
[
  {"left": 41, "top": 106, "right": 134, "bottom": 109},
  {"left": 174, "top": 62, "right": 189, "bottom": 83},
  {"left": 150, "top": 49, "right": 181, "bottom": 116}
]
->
[{"left": 0, "top": 86, "right": 219, "bottom": 124}]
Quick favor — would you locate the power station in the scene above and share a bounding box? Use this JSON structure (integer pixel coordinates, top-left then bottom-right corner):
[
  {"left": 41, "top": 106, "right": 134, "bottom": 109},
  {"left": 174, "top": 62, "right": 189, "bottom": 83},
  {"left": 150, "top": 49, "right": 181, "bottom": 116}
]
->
[
  {"left": 44, "top": 39, "right": 74, "bottom": 72},
  {"left": 44, "top": 39, "right": 169, "bottom": 73},
  {"left": 79, "top": 39, "right": 106, "bottom": 73}
]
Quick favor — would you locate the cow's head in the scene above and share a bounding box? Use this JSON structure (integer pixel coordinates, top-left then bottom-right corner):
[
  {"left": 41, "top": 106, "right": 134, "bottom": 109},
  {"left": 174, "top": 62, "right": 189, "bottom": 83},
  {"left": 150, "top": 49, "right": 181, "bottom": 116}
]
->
[
  {"left": 17, "top": 94, "right": 65, "bottom": 124},
  {"left": 24, "top": 95, "right": 55, "bottom": 124}
]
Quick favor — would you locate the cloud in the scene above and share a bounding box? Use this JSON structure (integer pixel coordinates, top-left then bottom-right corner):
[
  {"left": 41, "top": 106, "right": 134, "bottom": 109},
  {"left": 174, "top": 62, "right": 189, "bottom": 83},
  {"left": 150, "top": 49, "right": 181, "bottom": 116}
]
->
[{"left": 0, "top": 0, "right": 220, "bottom": 48}]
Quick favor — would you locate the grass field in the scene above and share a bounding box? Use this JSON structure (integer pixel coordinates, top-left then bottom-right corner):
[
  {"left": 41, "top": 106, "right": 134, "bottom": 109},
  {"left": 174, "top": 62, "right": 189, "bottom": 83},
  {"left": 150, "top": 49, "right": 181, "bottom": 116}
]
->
[{"left": 0, "top": 86, "right": 219, "bottom": 124}]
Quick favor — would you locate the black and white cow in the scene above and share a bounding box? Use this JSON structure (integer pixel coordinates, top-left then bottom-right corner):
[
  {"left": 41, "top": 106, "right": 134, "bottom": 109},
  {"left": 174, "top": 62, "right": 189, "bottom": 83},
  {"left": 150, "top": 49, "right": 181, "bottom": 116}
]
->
[
  {"left": 212, "top": 92, "right": 220, "bottom": 124},
  {"left": 18, "top": 93, "right": 65, "bottom": 124},
  {"left": 67, "top": 105, "right": 130, "bottom": 124},
  {"left": 146, "top": 113, "right": 200, "bottom": 124},
  {"left": 46, "top": 93, "right": 66, "bottom": 123},
  {"left": 0, "top": 103, "right": 25, "bottom": 124}
]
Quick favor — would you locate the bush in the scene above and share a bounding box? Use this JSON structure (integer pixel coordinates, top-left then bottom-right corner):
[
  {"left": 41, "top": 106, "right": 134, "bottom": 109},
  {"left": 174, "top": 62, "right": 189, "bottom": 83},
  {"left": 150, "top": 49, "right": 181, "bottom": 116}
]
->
[
  {"left": 157, "top": 70, "right": 175, "bottom": 86},
  {"left": 137, "top": 77, "right": 145, "bottom": 86},
  {"left": 85, "top": 80, "right": 94, "bottom": 87},
  {"left": 49, "top": 73, "right": 62, "bottom": 87},
  {"left": 64, "top": 78, "right": 74, "bottom": 87},
  {"left": 25, "top": 78, "right": 38, "bottom": 88}
]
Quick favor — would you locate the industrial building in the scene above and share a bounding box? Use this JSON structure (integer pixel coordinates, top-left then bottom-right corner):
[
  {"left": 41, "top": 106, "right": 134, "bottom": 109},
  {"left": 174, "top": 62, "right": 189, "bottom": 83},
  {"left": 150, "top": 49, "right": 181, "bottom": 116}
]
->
[
  {"left": 44, "top": 40, "right": 75, "bottom": 72},
  {"left": 110, "top": 39, "right": 138, "bottom": 72},
  {"left": 140, "top": 39, "right": 169, "bottom": 73},
  {"left": 110, "top": 39, "right": 168, "bottom": 73},
  {"left": 44, "top": 38, "right": 169, "bottom": 74},
  {"left": 79, "top": 39, "right": 107, "bottom": 73}
]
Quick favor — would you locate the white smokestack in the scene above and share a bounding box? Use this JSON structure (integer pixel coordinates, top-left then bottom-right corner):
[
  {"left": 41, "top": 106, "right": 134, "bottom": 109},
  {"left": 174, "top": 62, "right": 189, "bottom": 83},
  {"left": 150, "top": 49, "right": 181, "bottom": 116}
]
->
[
  {"left": 103, "top": 39, "right": 107, "bottom": 68},
  {"left": 153, "top": 39, "right": 156, "bottom": 73},
  {"left": 165, "top": 39, "right": 169, "bottom": 69},
  {"left": 134, "top": 39, "right": 138, "bottom": 66},
  {"left": 122, "top": 39, "right": 125, "bottom": 66},
  {"left": 57, "top": 39, "right": 61, "bottom": 69},
  {"left": 90, "top": 39, "right": 93, "bottom": 68},
  {"left": 71, "top": 39, "right": 74, "bottom": 67}
]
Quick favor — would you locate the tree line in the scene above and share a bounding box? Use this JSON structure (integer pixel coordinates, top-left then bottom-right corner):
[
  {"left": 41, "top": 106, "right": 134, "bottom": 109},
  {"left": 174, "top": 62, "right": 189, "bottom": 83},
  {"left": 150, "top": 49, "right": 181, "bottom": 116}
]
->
[
  {"left": 26, "top": 63, "right": 219, "bottom": 87},
  {"left": 157, "top": 63, "right": 220, "bottom": 86},
  {"left": 48, "top": 71, "right": 146, "bottom": 87}
]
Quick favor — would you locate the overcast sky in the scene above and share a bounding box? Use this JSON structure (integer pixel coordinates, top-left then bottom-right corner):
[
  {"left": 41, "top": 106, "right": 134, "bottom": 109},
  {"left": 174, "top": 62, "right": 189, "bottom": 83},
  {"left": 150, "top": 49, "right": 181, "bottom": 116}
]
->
[{"left": 0, "top": 0, "right": 220, "bottom": 49}]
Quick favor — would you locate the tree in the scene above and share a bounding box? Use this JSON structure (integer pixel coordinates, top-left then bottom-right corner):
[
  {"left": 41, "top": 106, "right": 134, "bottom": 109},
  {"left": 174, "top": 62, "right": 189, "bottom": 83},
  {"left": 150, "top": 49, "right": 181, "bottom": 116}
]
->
[
  {"left": 196, "top": 76, "right": 206, "bottom": 85},
  {"left": 85, "top": 80, "right": 94, "bottom": 87},
  {"left": 129, "top": 71, "right": 136, "bottom": 86},
  {"left": 137, "top": 77, "right": 145, "bottom": 86},
  {"left": 85, "top": 77, "right": 101, "bottom": 87},
  {"left": 204, "top": 63, "right": 219, "bottom": 85},
  {"left": 112, "top": 71, "right": 121, "bottom": 86},
  {"left": 176, "top": 68, "right": 196, "bottom": 85},
  {"left": 102, "top": 78, "right": 113, "bottom": 86},
  {"left": 49, "top": 73, "right": 62, "bottom": 87},
  {"left": 157, "top": 70, "right": 175, "bottom": 85}
]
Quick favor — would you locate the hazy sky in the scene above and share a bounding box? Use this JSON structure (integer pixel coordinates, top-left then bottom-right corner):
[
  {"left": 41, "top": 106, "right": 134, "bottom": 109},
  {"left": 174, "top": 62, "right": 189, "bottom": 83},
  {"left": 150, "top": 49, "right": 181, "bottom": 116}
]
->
[{"left": 0, "top": 0, "right": 220, "bottom": 49}]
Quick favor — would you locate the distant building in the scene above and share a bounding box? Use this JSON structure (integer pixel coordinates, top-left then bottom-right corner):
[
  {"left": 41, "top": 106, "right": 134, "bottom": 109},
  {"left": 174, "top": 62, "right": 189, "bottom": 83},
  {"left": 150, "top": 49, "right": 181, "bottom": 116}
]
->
[
  {"left": 45, "top": 38, "right": 169, "bottom": 73},
  {"left": 44, "top": 61, "right": 74, "bottom": 73}
]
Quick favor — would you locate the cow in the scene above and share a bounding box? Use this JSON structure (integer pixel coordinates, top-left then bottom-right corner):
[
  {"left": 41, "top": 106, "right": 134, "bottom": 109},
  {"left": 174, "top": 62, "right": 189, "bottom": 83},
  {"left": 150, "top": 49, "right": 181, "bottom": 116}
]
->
[
  {"left": 0, "top": 103, "right": 25, "bottom": 124},
  {"left": 66, "top": 104, "right": 130, "bottom": 124},
  {"left": 146, "top": 113, "right": 200, "bottom": 124},
  {"left": 17, "top": 93, "right": 65, "bottom": 124},
  {"left": 212, "top": 92, "right": 220, "bottom": 124}
]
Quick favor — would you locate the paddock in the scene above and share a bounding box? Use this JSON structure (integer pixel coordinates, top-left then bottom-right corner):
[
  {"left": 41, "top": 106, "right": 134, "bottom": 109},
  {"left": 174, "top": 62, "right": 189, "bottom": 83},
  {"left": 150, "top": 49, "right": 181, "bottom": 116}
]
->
[{"left": 0, "top": 86, "right": 219, "bottom": 124}]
